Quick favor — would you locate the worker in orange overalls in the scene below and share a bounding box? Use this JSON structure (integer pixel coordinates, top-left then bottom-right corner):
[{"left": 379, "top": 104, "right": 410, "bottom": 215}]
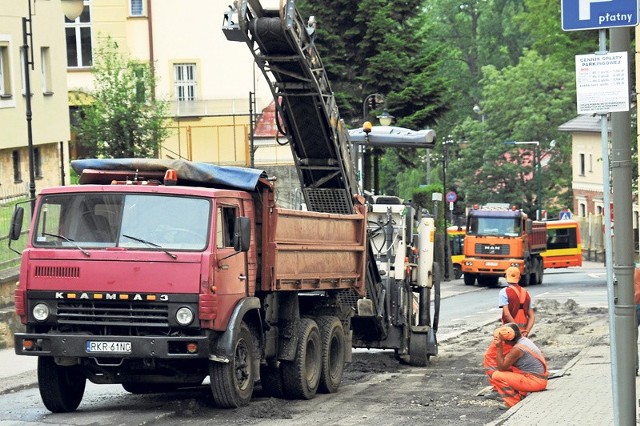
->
[
  {"left": 488, "top": 323, "right": 548, "bottom": 409},
  {"left": 483, "top": 266, "right": 534, "bottom": 378}
]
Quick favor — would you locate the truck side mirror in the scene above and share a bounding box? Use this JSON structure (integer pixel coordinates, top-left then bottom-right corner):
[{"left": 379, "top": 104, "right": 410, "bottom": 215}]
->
[
  {"left": 9, "top": 206, "right": 24, "bottom": 241},
  {"left": 233, "top": 217, "right": 251, "bottom": 252}
]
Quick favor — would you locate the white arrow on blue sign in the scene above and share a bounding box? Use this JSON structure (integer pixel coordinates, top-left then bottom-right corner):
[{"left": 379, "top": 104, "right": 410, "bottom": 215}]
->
[{"left": 561, "top": 0, "right": 638, "bottom": 31}]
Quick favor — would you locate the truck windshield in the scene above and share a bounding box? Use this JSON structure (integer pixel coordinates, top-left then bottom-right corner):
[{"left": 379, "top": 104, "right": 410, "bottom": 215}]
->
[
  {"left": 467, "top": 217, "right": 521, "bottom": 237},
  {"left": 33, "top": 193, "right": 211, "bottom": 251}
]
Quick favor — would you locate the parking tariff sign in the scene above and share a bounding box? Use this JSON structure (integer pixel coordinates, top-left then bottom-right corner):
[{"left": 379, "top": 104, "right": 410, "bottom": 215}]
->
[
  {"left": 561, "top": 0, "right": 638, "bottom": 31},
  {"left": 575, "top": 52, "right": 629, "bottom": 114}
]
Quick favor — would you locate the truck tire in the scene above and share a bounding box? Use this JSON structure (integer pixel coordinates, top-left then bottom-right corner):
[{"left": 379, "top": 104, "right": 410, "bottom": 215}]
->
[
  {"left": 209, "top": 321, "right": 256, "bottom": 408},
  {"left": 453, "top": 264, "right": 463, "bottom": 280},
  {"left": 316, "top": 316, "right": 345, "bottom": 394},
  {"left": 519, "top": 270, "right": 530, "bottom": 287},
  {"left": 259, "top": 364, "right": 285, "bottom": 398},
  {"left": 536, "top": 258, "right": 544, "bottom": 284},
  {"left": 464, "top": 273, "right": 476, "bottom": 286},
  {"left": 281, "top": 318, "right": 321, "bottom": 400},
  {"left": 37, "top": 356, "right": 86, "bottom": 413}
]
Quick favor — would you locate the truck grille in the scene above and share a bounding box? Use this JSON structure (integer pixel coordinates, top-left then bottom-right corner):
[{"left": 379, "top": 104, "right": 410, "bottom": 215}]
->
[
  {"left": 57, "top": 301, "right": 169, "bottom": 327},
  {"left": 475, "top": 243, "right": 510, "bottom": 255}
]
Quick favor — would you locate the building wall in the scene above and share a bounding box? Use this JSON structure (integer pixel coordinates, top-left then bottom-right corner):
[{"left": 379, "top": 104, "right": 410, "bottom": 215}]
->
[
  {"left": 66, "top": 0, "right": 274, "bottom": 166},
  {"left": 571, "top": 130, "right": 604, "bottom": 216},
  {"left": 0, "top": 0, "right": 71, "bottom": 197}
]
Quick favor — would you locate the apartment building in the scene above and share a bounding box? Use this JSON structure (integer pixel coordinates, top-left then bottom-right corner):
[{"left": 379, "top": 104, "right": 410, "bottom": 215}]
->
[
  {"left": 0, "top": 0, "right": 71, "bottom": 200},
  {"left": 66, "top": 0, "right": 273, "bottom": 166}
]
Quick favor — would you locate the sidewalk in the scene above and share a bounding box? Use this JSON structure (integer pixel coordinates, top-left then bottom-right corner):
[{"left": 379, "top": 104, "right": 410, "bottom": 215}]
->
[{"left": 487, "top": 342, "right": 639, "bottom": 426}]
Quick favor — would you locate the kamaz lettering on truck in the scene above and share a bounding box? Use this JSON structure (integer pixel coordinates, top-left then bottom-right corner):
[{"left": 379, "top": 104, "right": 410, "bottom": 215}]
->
[{"left": 461, "top": 204, "right": 547, "bottom": 287}]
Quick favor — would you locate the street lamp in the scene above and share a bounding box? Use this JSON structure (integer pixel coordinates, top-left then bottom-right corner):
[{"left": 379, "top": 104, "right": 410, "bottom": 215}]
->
[
  {"left": 22, "top": 0, "right": 84, "bottom": 217},
  {"left": 472, "top": 104, "right": 485, "bottom": 123},
  {"left": 361, "top": 93, "right": 394, "bottom": 193},
  {"left": 505, "top": 141, "right": 541, "bottom": 220}
]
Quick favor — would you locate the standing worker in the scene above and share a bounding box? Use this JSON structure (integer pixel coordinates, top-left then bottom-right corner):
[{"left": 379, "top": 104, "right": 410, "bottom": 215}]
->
[
  {"left": 488, "top": 323, "right": 548, "bottom": 409},
  {"left": 499, "top": 266, "right": 535, "bottom": 336}
]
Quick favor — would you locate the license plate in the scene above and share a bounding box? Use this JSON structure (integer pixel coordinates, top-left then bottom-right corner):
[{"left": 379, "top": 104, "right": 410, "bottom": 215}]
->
[
  {"left": 485, "top": 261, "right": 498, "bottom": 266},
  {"left": 86, "top": 341, "right": 131, "bottom": 353}
]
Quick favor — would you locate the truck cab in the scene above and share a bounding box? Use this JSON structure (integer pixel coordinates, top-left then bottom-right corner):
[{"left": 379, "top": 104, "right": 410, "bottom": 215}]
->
[{"left": 461, "top": 205, "right": 547, "bottom": 287}]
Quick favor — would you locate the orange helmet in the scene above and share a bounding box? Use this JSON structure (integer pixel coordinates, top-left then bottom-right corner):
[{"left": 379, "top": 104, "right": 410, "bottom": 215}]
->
[{"left": 505, "top": 266, "right": 521, "bottom": 284}]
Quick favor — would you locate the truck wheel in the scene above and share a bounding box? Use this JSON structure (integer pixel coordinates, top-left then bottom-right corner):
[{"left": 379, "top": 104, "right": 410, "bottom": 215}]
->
[
  {"left": 281, "top": 318, "right": 321, "bottom": 399},
  {"left": 536, "top": 260, "right": 544, "bottom": 284},
  {"left": 453, "top": 265, "right": 463, "bottom": 280},
  {"left": 37, "top": 356, "right": 86, "bottom": 413},
  {"left": 519, "top": 271, "right": 531, "bottom": 287},
  {"left": 316, "top": 316, "right": 345, "bottom": 394},
  {"left": 209, "top": 321, "right": 255, "bottom": 408},
  {"left": 259, "top": 364, "right": 285, "bottom": 398},
  {"left": 463, "top": 273, "right": 476, "bottom": 286}
]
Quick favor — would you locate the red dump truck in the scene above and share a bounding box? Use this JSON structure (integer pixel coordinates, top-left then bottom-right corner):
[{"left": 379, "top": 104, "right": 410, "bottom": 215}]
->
[
  {"left": 10, "top": 160, "right": 369, "bottom": 412},
  {"left": 461, "top": 204, "right": 547, "bottom": 287}
]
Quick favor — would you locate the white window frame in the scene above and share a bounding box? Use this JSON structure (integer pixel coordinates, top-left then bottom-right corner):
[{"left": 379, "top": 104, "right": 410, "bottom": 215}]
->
[
  {"left": 0, "top": 44, "right": 10, "bottom": 97},
  {"left": 174, "top": 63, "right": 197, "bottom": 102},
  {"left": 0, "top": 36, "right": 15, "bottom": 108},
  {"left": 20, "top": 48, "right": 26, "bottom": 95},
  {"left": 65, "top": 1, "right": 93, "bottom": 69},
  {"left": 41, "top": 47, "right": 52, "bottom": 94},
  {"left": 130, "top": 0, "right": 145, "bottom": 17}
]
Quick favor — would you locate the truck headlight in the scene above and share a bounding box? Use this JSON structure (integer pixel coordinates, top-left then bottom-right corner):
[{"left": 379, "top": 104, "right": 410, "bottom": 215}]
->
[
  {"left": 33, "top": 303, "right": 50, "bottom": 321},
  {"left": 176, "top": 307, "right": 194, "bottom": 326}
]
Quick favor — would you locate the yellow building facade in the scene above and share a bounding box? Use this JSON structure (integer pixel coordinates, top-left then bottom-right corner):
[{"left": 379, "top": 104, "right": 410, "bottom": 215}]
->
[
  {"left": 66, "top": 0, "right": 273, "bottom": 166},
  {"left": 0, "top": 1, "right": 71, "bottom": 201}
]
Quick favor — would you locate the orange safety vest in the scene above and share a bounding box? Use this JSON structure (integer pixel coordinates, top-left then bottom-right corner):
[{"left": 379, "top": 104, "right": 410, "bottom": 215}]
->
[{"left": 506, "top": 285, "right": 529, "bottom": 332}]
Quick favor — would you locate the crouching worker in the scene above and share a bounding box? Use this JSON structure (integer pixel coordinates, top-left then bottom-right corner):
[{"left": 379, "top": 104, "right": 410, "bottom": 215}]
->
[{"left": 488, "top": 323, "right": 548, "bottom": 409}]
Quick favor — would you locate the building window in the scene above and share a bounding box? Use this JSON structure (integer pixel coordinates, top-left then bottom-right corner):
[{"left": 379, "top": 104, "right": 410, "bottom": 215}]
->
[
  {"left": 41, "top": 47, "right": 52, "bottom": 94},
  {"left": 0, "top": 44, "right": 12, "bottom": 98},
  {"left": 579, "top": 153, "right": 585, "bottom": 176},
  {"left": 130, "top": 0, "right": 144, "bottom": 16},
  {"left": 12, "top": 150, "right": 21, "bottom": 182},
  {"left": 588, "top": 153, "right": 593, "bottom": 173},
  {"left": 596, "top": 205, "right": 603, "bottom": 215},
  {"left": 174, "top": 63, "right": 196, "bottom": 102},
  {"left": 20, "top": 49, "right": 26, "bottom": 95},
  {"left": 65, "top": 2, "right": 93, "bottom": 68},
  {"left": 34, "top": 147, "right": 42, "bottom": 178}
]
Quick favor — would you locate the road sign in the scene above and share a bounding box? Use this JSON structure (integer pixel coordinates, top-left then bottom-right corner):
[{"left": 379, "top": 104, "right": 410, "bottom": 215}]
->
[
  {"left": 561, "top": 0, "right": 638, "bottom": 31},
  {"left": 445, "top": 191, "right": 457, "bottom": 203},
  {"left": 559, "top": 210, "right": 572, "bottom": 220},
  {"left": 575, "top": 52, "right": 629, "bottom": 114}
]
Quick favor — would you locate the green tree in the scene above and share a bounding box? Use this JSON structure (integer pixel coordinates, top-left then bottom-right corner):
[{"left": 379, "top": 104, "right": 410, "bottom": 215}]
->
[
  {"left": 74, "top": 37, "right": 168, "bottom": 158},
  {"left": 297, "top": 0, "right": 450, "bottom": 195},
  {"left": 449, "top": 50, "right": 575, "bottom": 216}
]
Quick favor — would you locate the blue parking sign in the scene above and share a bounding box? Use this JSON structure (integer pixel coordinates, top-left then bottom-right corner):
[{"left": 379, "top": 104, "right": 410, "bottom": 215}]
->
[{"left": 562, "top": 0, "right": 638, "bottom": 31}]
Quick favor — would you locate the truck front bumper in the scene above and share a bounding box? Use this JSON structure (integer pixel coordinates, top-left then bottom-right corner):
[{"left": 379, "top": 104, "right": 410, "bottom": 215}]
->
[
  {"left": 461, "top": 259, "right": 523, "bottom": 275},
  {"left": 14, "top": 333, "right": 211, "bottom": 359}
]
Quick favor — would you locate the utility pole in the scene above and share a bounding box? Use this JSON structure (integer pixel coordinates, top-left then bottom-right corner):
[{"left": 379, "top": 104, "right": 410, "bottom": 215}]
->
[{"left": 609, "top": 27, "right": 636, "bottom": 425}]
